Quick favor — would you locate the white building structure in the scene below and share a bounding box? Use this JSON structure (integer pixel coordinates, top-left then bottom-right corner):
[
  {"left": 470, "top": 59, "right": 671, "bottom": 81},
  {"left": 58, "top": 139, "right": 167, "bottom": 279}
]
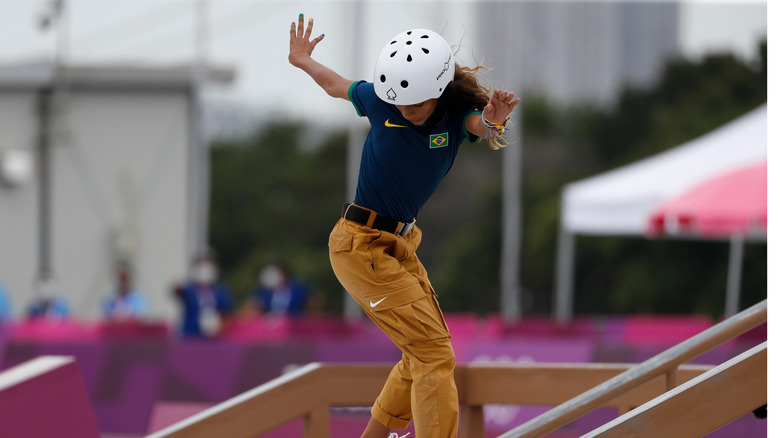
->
[
  {"left": 476, "top": 1, "right": 681, "bottom": 107},
  {"left": 0, "top": 63, "right": 233, "bottom": 320}
]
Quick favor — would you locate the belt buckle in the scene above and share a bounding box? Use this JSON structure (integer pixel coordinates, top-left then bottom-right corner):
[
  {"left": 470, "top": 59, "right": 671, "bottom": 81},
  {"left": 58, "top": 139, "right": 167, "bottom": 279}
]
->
[{"left": 398, "top": 219, "right": 416, "bottom": 237}]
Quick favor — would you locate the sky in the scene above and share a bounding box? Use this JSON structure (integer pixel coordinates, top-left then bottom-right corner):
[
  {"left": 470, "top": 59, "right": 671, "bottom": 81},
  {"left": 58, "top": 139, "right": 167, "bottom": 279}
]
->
[{"left": 0, "top": 0, "right": 769, "bottom": 124}]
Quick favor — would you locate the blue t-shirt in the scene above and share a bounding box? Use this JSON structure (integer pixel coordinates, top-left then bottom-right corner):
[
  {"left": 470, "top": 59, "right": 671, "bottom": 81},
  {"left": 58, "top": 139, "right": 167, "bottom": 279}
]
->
[
  {"left": 177, "top": 281, "right": 234, "bottom": 337},
  {"left": 348, "top": 81, "right": 480, "bottom": 223},
  {"left": 251, "top": 279, "right": 310, "bottom": 317},
  {"left": 102, "top": 290, "right": 148, "bottom": 320}
]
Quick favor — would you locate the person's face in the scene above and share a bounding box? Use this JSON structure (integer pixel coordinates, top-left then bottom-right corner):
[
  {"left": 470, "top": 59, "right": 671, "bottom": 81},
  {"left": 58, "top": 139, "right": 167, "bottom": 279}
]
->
[
  {"left": 117, "top": 269, "right": 131, "bottom": 294},
  {"left": 395, "top": 98, "right": 438, "bottom": 125}
]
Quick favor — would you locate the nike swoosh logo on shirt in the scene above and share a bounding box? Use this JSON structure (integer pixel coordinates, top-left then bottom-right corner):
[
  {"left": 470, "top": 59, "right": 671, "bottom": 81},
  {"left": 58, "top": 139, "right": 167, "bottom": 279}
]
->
[
  {"left": 385, "top": 119, "right": 406, "bottom": 128},
  {"left": 369, "top": 297, "right": 388, "bottom": 308}
]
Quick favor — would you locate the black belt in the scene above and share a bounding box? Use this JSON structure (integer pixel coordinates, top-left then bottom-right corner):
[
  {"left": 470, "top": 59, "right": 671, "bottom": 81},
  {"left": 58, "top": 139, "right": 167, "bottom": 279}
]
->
[{"left": 342, "top": 203, "right": 416, "bottom": 237}]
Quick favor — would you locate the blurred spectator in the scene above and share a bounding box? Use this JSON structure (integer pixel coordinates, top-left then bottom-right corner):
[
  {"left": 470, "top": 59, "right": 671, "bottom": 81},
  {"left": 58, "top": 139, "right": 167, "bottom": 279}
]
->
[
  {"left": 27, "top": 273, "right": 69, "bottom": 320},
  {"left": 0, "top": 281, "right": 12, "bottom": 321},
  {"left": 244, "top": 262, "right": 312, "bottom": 317},
  {"left": 102, "top": 262, "right": 147, "bottom": 322},
  {"left": 173, "top": 253, "right": 234, "bottom": 338}
]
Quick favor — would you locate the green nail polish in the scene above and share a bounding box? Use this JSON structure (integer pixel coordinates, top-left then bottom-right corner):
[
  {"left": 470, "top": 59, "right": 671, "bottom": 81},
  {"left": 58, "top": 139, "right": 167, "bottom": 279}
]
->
[{"left": 299, "top": 13, "right": 303, "bottom": 18}]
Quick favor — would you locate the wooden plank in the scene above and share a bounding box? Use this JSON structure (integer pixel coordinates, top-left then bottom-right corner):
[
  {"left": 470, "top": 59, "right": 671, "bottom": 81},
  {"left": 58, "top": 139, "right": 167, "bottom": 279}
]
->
[
  {"left": 462, "top": 364, "right": 710, "bottom": 406},
  {"left": 145, "top": 362, "right": 712, "bottom": 438},
  {"left": 320, "top": 364, "right": 393, "bottom": 405},
  {"left": 460, "top": 404, "right": 485, "bottom": 437},
  {"left": 497, "top": 299, "right": 766, "bottom": 438},
  {"left": 582, "top": 342, "right": 767, "bottom": 438},
  {"left": 147, "top": 363, "right": 327, "bottom": 438},
  {"left": 304, "top": 406, "right": 330, "bottom": 438}
]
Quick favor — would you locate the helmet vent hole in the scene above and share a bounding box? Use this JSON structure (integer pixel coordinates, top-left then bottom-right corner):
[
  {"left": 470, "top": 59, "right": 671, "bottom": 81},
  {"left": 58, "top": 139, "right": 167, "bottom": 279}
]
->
[
  {"left": 439, "top": 87, "right": 442, "bottom": 92},
  {"left": 422, "top": 48, "right": 429, "bottom": 54},
  {"left": 421, "top": 35, "right": 429, "bottom": 38},
  {"left": 406, "top": 54, "right": 413, "bottom": 62},
  {"left": 380, "top": 75, "right": 386, "bottom": 83},
  {"left": 390, "top": 40, "right": 397, "bottom": 45},
  {"left": 390, "top": 51, "right": 397, "bottom": 58},
  {"left": 406, "top": 40, "right": 412, "bottom": 45},
  {"left": 400, "top": 80, "right": 409, "bottom": 88},
  {"left": 406, "top": 31, "right": 412, "bottom": 35}
]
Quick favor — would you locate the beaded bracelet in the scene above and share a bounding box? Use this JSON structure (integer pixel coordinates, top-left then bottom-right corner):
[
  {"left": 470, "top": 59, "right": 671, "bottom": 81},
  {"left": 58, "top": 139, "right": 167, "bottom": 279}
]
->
[{"left": 481, "top": 112, "right": 510, "bottom": 138}]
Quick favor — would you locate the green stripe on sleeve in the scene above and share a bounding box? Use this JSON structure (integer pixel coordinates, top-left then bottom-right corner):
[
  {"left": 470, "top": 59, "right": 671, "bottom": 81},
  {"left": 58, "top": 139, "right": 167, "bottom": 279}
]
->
[
  {"left": 463, "top": 109, "right": 482, "bottom": 143},
  {"left": 348, "top": 81, "right": 365, "bottom": 117}
]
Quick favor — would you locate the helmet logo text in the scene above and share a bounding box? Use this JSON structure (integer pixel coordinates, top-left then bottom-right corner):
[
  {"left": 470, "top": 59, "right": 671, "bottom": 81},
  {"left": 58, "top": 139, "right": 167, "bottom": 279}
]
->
[{"left": 437, "top": 53, "right": 452, "bottom": 80}]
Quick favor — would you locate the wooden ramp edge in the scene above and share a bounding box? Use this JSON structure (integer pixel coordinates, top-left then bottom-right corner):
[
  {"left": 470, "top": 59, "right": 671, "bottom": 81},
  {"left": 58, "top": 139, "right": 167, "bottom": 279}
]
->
[{"left": 582, "top": 341, "right": 767, "bottom": 438}]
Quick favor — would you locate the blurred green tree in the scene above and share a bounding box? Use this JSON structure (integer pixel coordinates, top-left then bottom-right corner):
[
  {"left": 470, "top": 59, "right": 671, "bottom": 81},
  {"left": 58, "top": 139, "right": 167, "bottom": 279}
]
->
[{"left": 209, "top": 122, "right": 349, "bottom": 312}]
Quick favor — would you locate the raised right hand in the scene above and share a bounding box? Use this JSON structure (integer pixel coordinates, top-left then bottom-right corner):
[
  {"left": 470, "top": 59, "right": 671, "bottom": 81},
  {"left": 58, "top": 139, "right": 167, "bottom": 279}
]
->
[{"left": 289, "top": 13, "right": 325, "bottom": 68}]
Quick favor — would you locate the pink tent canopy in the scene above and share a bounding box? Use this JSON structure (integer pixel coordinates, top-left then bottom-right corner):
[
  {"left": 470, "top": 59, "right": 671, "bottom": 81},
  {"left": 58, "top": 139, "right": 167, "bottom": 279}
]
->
[{"left": 647, "top": 161, "right": 767, "bottom": 238}]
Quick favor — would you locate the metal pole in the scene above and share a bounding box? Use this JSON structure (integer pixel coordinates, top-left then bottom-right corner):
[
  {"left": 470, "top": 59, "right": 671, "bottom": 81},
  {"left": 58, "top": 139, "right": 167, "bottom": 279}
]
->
[
  {"left": 343, "top": 0, "right": 364, "bottom": 320},
  {"left": 498, "top": 1, "right": 524, "bottom": 323},
  {"left": 345, "top": 0, "right": 364, "bottom": 203},
  {"left": 500, "top": 114, "right": 522, "bottom": 323},
  {"left": 554, "top": 226, "right": 576, "bottom": 324},
  {"left": 190, "top": 0, "right": 210, "bottom": 259},
  {"left": 37, "top": 89, "right": 54, "bottom": 277},
  {"left": 725, "top": 235, "right": 744, "bottom": 317},
  {"left": 36, "top": 0, "right": 70, "bottom": 279}
]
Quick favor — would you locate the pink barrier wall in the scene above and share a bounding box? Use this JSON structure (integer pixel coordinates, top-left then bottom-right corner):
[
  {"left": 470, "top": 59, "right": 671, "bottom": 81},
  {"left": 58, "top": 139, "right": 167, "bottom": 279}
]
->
[{"left": 0, "top": 356, "right": 100, "bottom": 438}]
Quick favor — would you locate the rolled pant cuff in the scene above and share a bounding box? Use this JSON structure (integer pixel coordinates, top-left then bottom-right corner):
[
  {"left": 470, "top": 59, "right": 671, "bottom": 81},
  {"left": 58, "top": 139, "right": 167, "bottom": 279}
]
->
[{"left": 371, "top": 403, "right": 412, "bottom": 430}]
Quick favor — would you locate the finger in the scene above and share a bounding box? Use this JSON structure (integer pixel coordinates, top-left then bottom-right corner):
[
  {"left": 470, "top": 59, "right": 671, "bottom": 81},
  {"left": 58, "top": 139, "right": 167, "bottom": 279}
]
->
[
  {"left": 490, "top": 90, "right": 500, "bottom": 106},
  {"left": 290, "top": 21, "right": 296, "bottom": 40},
  {"left": 304, "top": 17, "right": 313, "bottom": 40},
  {"left": 312, "top": 33, "right": 325, "bottom": 45},
  {"left": 297, "top": 13, "right": 304, "bottom": 38}
]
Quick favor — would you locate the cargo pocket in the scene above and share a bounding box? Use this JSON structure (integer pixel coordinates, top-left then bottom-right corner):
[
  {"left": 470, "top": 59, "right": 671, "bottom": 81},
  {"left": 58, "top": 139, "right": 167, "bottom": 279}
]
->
[
  {"left": 329, "top": 232, "right": 353, "bottom": 253},
  {"left": 364, "top": 286, "right": 435, "bottom": 345},
  {"left": 369, "top": 237, "right": 414, "bottom": 287}
]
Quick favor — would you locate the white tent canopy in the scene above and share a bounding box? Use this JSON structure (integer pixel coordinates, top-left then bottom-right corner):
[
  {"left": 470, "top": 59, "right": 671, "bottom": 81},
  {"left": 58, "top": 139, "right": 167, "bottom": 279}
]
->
[
  {"left": 563, "top": 105, "right": 767, "bottom": 235},
  {"left": 554, "top": 105, "right": 767, "bottom": 322}
]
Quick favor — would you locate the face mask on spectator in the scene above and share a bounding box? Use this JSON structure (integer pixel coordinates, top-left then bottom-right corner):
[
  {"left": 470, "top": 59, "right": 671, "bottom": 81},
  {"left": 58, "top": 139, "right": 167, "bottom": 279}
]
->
[
  {"left": 192, "top": 262, "right": 217, "bottom": 284},
  {"left": 259, "top": 265, "right": 284, "bottom": 289},
  {"left": 37, "top": 278, "right": 59, "bottom": 299}
]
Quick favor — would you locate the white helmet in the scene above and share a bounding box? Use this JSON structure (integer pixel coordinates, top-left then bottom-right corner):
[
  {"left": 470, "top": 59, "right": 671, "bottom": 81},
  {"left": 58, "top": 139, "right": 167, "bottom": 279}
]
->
[{"left": 373, "top": 29, "right": 454, "bottom": 105}]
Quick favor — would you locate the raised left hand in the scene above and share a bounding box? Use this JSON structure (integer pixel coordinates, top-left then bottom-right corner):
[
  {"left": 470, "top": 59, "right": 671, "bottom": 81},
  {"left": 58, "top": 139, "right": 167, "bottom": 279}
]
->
[{"left": 482, "top": 88, "right": 520, "bottom": 124}]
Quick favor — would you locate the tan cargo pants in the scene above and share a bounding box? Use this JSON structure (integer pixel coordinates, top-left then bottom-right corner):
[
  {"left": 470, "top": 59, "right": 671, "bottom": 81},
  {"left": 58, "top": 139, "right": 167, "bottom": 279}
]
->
[{"left": 329, "top": 215, "right": 459, "bottom": 438}]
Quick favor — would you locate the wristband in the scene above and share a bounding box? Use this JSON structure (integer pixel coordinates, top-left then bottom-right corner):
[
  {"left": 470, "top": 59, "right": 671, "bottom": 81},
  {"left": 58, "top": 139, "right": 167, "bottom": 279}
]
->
[{"left": 482, "top": 113, "right": 510, "bottom": 138}]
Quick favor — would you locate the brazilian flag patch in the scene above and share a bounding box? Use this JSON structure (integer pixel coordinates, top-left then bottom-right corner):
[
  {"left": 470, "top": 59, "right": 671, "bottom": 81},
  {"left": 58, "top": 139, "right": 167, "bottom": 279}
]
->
[{"left": 429, "top": 133, "right": 449, "bottom": 148}]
